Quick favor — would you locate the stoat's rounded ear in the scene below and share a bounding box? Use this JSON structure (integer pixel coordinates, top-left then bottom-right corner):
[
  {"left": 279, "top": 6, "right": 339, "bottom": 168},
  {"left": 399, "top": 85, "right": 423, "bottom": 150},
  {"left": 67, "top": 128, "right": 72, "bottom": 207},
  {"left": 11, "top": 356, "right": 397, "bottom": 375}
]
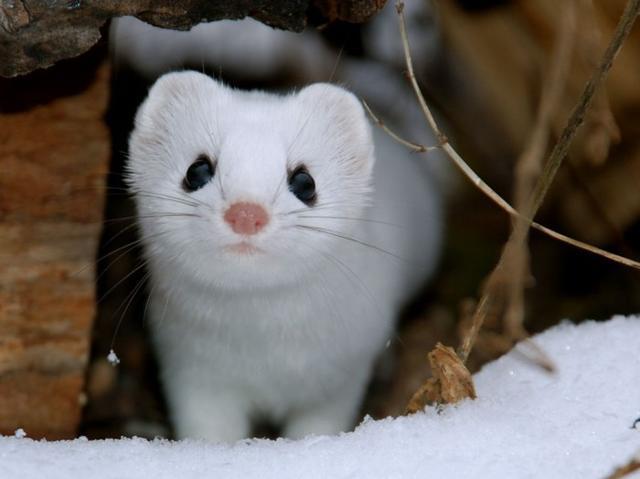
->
[
  {"left": 296, "top": 83, "right": 370, "bottom": 138},
  {"left": 297, "top": 83, "right": 374, "bottom": 175},
  {"left": 134, "top": 71, "right": 224, "bottom": 131}
]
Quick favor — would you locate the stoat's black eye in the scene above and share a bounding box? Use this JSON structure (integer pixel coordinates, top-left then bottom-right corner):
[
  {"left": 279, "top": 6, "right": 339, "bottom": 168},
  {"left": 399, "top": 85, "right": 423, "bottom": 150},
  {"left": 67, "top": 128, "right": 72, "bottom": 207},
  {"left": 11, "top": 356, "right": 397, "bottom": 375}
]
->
[
  {"left": 288, "top": 166, "right": 316, "bottom": 206},
  {"left": 183, "top": 154, "right": 215, "bottom": 192}
]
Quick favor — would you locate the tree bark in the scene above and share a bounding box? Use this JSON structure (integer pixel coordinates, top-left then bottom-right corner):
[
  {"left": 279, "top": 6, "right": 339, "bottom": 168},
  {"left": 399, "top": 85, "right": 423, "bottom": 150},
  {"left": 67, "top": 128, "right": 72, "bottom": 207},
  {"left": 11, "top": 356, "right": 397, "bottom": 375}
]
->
[{"left": 0, "top": 0, "right": 386, "bottom": 77}]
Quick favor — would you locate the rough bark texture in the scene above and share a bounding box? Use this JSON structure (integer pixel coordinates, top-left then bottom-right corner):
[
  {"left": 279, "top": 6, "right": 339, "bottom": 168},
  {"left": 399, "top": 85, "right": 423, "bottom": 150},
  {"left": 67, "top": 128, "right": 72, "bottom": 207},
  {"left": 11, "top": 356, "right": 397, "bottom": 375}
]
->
[
  {"left": 0, "top": 53, "right": 109, "bottom": 439},
  {"left": 0, "top": 0, "right": 386, "bottom": 77},
  {"left": 314, "top": 0, "right": 387, "bottom": 22}
]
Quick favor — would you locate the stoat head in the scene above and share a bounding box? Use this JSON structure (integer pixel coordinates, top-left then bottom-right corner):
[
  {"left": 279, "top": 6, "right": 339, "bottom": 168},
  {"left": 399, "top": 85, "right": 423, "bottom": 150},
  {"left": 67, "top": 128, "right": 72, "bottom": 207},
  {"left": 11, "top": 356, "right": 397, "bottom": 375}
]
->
[{"left": 126, "top": 71, "right": 375, "bottom": 290}]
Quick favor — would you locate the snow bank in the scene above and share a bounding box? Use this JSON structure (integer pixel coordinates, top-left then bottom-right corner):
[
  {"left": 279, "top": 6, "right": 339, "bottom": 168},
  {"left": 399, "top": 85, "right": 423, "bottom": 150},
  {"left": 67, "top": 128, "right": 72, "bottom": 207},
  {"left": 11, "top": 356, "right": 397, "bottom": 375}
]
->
[{"left": 2, "top": 316, "right": 639, "bottom": 479}]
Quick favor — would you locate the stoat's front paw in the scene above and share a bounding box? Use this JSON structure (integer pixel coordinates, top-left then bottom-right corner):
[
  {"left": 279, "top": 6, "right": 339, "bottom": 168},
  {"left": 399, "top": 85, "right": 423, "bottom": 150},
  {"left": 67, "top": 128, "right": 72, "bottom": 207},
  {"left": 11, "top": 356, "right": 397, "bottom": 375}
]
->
[{"left": 169, "top": 389, "right": 251, "bottom": 443}]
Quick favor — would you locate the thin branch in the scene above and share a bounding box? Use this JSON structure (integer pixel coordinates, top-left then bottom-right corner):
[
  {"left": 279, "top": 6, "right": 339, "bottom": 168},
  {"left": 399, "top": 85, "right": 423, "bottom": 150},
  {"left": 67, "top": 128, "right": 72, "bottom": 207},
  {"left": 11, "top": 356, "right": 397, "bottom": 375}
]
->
[
  {"left": 523, "top": 220, "right": 640, "bottom": 269},
  {"left": 484, "top": 0, "right": 640, "bottom": 361},
  {"left": 395, "top": 3, "right": 445, "bottom": 145},
  {"left": 388, "top": 1, "right": 640, "bottom": 272},
  {"left": 504, "top": 0, "right": 577, "bottom": 339},
  {"left": 362, "top": 100, "right": 437, "bottom": 153},
  {"left": 394, "top": 0, "right": 640, "bottom": 367},
  {"left": 517, "top": 339, "right": 556, "bottom": 373},
  {"left": 529, "top": 0, "right": 640, "bottom": 217},
  {"left": 603, "top": 454, "right": 640, "bottom": 479}
]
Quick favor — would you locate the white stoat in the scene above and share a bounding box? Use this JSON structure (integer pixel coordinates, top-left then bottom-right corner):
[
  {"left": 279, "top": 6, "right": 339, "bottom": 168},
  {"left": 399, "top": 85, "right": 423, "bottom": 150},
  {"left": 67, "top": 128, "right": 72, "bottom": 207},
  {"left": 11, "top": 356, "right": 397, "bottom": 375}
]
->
[{"left": 126, "top": 71, "right": 441, "bottom": 442}]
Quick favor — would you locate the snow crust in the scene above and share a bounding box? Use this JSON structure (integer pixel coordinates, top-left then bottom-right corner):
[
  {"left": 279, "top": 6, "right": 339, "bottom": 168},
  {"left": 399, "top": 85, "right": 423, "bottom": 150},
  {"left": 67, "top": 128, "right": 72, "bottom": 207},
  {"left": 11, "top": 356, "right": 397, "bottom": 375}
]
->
[
  {"left": 2, "top": 316, "right": 639, "bottom": 478},
  {"left": 106, "top": 349, "right": 120, "bottom": 366}
]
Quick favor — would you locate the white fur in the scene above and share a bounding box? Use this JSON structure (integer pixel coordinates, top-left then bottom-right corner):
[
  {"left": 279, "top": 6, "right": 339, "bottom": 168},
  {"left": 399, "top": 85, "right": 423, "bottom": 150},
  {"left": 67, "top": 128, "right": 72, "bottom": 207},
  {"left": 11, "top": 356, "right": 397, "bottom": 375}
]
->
[{"left": 126, "top": 72, "right": 441, "bottom": 442}]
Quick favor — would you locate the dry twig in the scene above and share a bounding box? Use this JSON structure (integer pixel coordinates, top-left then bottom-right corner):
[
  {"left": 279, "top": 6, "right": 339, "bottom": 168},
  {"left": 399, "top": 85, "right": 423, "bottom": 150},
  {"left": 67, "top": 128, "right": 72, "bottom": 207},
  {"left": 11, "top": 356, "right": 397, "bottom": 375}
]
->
[
  {"left": 503, "top": 0, "right": 577, "bottom": 339},
  {"left": 362, "top": 100, "right": 437, "bottom": 153},
  {"left": 464, "top": 0, "right": 640, "bottom": 363},
  {"left": 389, "top": 1, "right": 640, "bottom": 274},
  {"left": 393, "top": 0, "right": 640, "bottom": 366},
  {"left": 573, "top": 0, "right": 621, "bottom": 166},
  {"left": 527, "top": 0, "right": 640, "bottom": 220},
  {"left": 603, "top": 454, "right": 640, "bottom": 479},
  {"left": 390, "top": 0, "right": 640, "bottom": 411}
]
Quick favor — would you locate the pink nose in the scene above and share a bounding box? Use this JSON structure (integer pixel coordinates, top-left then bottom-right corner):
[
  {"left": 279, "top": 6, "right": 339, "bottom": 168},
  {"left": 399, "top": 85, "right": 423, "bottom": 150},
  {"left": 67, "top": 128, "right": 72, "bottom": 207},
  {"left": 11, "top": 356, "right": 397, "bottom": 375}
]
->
[{"left": 223, "top": 202, "right": 269, "bottom": 235}]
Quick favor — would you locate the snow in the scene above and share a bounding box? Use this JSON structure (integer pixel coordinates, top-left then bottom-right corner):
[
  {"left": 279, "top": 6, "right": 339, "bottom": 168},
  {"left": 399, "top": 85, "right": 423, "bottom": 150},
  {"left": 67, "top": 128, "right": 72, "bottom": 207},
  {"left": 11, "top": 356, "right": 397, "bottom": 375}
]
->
[
  {"left": 2, "top": 316, "right": 639, "bottom": 478},
  {"left": 106, "top": 349, "right": 120, "bottom": 366}
]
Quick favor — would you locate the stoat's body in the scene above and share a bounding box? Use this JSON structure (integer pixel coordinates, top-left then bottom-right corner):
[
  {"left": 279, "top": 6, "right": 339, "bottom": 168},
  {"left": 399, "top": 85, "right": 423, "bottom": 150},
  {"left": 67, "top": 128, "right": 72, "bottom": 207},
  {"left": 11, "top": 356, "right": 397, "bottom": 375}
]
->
[{"left": 126, "top": 72, "right": 441, "bottom": 442}]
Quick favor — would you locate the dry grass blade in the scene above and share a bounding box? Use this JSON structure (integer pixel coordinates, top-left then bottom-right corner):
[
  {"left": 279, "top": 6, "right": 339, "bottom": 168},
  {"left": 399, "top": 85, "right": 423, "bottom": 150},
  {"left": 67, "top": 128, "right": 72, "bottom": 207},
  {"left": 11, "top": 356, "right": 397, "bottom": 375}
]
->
[
  {"left": 393, "top": 0, "right": 640, "bottom": 411},
  {"left": 504, "top": 0, "right": 577, "bottom": 339},
  {"left": 463, "top": 0, "right": 640, "bottom": 363},
  {"left": 392, "top": 0, "right": 640, "bottom": 272},
  {"left": 603, "top": 453, "right": 640, "bottom": 479},
  {"left": 529, "top": 0, "right": 640, "bottom": 218},
  {"left": 515, "top": 339, "right": 556, "bottom": 373},
  {"left": 390, "top": 2, "right": 640, "bottom": 272}
]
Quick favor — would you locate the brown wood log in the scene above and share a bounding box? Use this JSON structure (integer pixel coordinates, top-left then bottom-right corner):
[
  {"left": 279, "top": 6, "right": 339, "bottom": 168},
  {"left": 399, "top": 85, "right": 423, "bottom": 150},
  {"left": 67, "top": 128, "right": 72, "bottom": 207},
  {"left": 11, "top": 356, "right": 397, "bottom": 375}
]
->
[{"left": 0, "top": 54, "right": 109, "bottom": 439}]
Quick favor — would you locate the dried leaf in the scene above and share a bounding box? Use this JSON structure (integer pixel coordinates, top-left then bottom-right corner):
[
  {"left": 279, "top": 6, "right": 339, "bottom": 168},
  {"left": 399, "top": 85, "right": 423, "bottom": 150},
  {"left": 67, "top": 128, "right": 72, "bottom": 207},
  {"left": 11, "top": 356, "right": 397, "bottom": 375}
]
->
[{"left": 406, "top": 343, "right": 476, "bottom": 414}]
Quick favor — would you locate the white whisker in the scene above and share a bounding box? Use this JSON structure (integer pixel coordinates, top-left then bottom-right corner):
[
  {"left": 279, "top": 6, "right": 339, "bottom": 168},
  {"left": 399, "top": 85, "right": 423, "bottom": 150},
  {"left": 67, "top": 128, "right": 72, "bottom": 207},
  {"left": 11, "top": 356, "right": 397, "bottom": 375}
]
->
[{"left": 293, "top": 224, "right": 406, "bottom": 263}]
